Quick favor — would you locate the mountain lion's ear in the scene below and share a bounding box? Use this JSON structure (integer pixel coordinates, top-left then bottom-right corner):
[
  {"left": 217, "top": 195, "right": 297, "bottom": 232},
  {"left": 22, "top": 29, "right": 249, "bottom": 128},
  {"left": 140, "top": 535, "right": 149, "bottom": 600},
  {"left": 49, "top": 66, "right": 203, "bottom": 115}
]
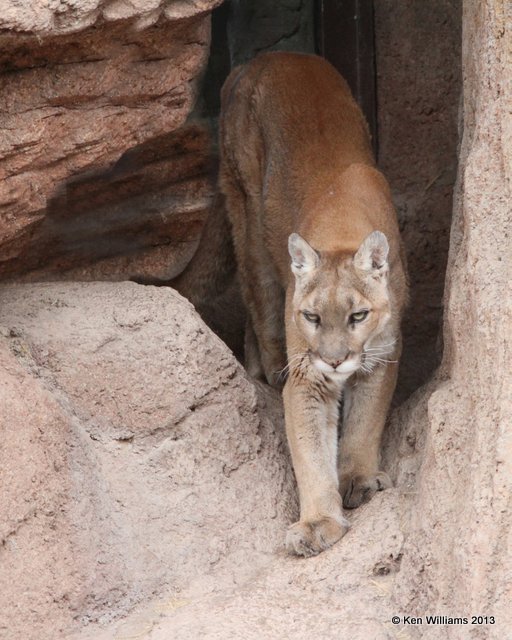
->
[
  {"left": 288, "top": 233, "right": 319, "bottom": 276},
  {"left": 353, "top": 231, "right": 389, "bottom": 274}
]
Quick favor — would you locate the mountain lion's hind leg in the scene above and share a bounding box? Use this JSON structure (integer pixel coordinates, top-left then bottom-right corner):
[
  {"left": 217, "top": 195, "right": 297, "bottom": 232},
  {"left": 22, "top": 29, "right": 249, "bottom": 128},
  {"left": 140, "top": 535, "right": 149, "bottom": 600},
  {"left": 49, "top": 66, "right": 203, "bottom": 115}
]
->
[
  {"left": 240, "top": 247, "right": 286, "bottom": 387},
  {"left": 221, "top": 167, "right": 286, "bottom": 387},
  {"left": 244, "top": 317, "right": 264, "bottom": 381}
]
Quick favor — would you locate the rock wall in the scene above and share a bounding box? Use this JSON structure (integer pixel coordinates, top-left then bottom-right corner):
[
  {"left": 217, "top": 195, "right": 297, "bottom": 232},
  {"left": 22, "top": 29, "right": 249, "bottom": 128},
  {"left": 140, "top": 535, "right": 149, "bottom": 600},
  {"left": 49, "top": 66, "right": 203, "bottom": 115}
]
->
[
  {"left": 0, "top": 1, "right": 222, "bottom": 282},
  {"left": 374, "top": 0, "right": 462, "bottom": 400},
  {"left": 389, "top": 1, "right": 512, "bottom": 635},
  {"left": 0, "top": 0, "right": 317, "bottom": 285}
]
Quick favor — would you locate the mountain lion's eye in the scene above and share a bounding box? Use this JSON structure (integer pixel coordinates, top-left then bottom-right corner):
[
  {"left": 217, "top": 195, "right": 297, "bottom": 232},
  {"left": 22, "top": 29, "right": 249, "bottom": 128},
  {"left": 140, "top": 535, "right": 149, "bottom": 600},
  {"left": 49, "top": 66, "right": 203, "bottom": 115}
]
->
[
  {"left": 303, "top": 311, "right": 320, "bottom": 324},
  {"left": 350, "top": 310, "right": 369, "bottom": 323}
]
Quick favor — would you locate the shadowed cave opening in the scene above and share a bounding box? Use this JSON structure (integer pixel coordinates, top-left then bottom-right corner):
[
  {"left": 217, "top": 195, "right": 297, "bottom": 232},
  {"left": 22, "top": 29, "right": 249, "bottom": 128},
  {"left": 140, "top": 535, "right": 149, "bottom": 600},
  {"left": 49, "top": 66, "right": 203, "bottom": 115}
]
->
[{"left": 187, "top": 0, "right": 462, "bottom": 404}]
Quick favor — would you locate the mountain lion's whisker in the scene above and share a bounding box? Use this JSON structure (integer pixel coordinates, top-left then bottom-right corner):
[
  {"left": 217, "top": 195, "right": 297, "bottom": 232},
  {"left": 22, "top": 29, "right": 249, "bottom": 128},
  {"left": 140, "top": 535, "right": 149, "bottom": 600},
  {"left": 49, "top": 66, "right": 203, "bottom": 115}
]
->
[
  {"left": 364, "top": 347, "right": 396, "bottom": 355},
  {"left": 364, "top": 346, "right": 396, "bottom": 354},
  {"left": 364, "top": 340, "right": 397, "bottom": 351},
  {"left": 276, "top": 353, "right": 308, "bottom": 380},
  {"left": 365, "top": 356, "right": 398, "bottom": 365},
  {"left": 364, "top": 351, "right": 393, "bottom": 358}
]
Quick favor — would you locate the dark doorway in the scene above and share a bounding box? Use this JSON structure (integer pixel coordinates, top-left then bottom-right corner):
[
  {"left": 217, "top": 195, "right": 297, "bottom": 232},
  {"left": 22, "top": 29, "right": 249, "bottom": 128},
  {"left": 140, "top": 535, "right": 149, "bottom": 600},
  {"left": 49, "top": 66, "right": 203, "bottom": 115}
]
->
[
  {"left": 315, "top": 0, "right": 377, "bottom": 156},
  {"left": 201, "top": 1, "right": 377, "bottom": 150}
]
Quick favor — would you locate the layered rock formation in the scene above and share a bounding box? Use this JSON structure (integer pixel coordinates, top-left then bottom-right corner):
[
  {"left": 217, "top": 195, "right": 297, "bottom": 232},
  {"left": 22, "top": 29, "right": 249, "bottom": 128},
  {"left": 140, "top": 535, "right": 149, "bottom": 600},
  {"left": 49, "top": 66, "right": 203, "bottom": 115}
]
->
[{"left": 0, "top": 1, "right": 222, "bottom": 282}]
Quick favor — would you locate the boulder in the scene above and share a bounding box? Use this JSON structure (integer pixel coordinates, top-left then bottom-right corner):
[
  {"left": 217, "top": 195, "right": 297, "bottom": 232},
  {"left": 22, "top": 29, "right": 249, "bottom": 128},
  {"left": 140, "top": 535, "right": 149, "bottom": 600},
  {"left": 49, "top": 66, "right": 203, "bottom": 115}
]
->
[{"left": 0, "top": 282, "right": 296, "bottom": 640}]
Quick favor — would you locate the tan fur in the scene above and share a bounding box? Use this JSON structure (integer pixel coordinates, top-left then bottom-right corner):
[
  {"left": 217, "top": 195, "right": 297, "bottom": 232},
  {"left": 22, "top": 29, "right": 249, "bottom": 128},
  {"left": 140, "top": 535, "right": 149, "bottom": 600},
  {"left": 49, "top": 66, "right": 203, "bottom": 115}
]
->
[{"left": 219, "top": 52, "right": 408, "bottom": 557}]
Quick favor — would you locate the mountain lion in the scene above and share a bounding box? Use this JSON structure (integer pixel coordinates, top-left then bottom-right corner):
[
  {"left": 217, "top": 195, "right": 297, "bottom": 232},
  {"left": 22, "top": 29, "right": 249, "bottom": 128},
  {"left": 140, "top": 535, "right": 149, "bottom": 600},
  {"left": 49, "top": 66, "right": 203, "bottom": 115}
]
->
[{"left": 217, "top": 52, "right": 408, "bottom": 557}]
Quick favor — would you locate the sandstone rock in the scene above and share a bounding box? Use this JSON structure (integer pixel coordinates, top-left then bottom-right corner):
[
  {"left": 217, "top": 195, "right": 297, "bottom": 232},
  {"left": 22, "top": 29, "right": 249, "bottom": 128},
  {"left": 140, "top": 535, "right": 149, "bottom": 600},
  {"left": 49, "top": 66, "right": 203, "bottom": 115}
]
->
[
  {"left": 80, "top": 491, "right": 408, "bottom": 640},
  {"left": 0, "top": 282, "right": 296, "bottom": 640},
  {"left": 0, "top": 1, "right": 224, "bottom": 35},
  {"left": 0, "top": 339, "right": 89, "bottom": 640},
  {"left": 389, "top": 2, "right": 512, "bottom": 637},
  {"left": 8, "top": 123, "right": 215, "bottom": 283},
  {"left": 0, "top": 3, "right": 221, "bottom": 282}
]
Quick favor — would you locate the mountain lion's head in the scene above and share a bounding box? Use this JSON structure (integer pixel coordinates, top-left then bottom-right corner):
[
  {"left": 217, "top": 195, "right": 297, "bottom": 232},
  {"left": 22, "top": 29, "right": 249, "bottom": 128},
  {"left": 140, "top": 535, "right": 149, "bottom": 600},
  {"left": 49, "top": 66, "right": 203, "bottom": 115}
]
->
[{"left": 288, "top": 231, "right": 395, "bottom": 382}]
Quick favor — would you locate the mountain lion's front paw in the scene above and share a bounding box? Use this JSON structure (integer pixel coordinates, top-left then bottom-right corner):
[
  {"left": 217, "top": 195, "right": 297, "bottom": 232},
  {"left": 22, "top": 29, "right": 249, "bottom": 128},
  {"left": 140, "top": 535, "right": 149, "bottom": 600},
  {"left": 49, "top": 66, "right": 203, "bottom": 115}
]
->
[
  {"left": 340, "top": 471, "right": 392, "bottom": 509},
  {"left": 285, "top": 516, "right": 349, "bottom": 557}
]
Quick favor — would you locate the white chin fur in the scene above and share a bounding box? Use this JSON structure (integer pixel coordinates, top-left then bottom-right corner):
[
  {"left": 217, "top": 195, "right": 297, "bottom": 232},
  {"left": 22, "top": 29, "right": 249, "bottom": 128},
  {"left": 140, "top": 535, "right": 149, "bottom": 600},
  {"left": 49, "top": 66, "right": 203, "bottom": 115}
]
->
[
  {"left": 313, "top": 358, "right": 336, "bottom": 374},
  {"left": 313, "top": 358, "right": 360, "bottom": 377},
  {"left": 335, "top": 360, "right": 360, "bottom": 374}
]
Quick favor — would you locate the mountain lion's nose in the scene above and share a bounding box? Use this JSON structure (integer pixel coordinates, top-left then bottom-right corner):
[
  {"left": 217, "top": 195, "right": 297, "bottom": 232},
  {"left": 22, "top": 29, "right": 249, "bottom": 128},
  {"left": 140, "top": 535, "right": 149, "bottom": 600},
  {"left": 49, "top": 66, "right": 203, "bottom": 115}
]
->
[{"left": 326, "top": 353, "right": 350, "bottom": 369}]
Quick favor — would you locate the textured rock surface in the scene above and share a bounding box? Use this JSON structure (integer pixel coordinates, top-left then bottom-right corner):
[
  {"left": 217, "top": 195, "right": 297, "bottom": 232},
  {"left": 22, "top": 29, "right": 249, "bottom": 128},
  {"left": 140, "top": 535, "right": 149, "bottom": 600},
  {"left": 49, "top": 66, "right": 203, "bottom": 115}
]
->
[
  {"left": 8, "top": 123, "right": 214, "bottom": 283},
  {"left": 78, "top": 491, "right": 408, "bottom": 640},
  {"left": 389, "top": 2, "right": 512, "bottom": 637},
  {"left": 0, "top": 1, "right": 224, "bottom": 34},
  {"left": 375, "top": 0, "right": 462, "bottom": 400},
  {"left": 0, "top": 3, "right": 221, "bottom": 281},
  {"left": 0, "top": 282, "right": 296, "bottom": 640},
  {"left": 0, "top": 286, "right": 410, "bottom": 640}
]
